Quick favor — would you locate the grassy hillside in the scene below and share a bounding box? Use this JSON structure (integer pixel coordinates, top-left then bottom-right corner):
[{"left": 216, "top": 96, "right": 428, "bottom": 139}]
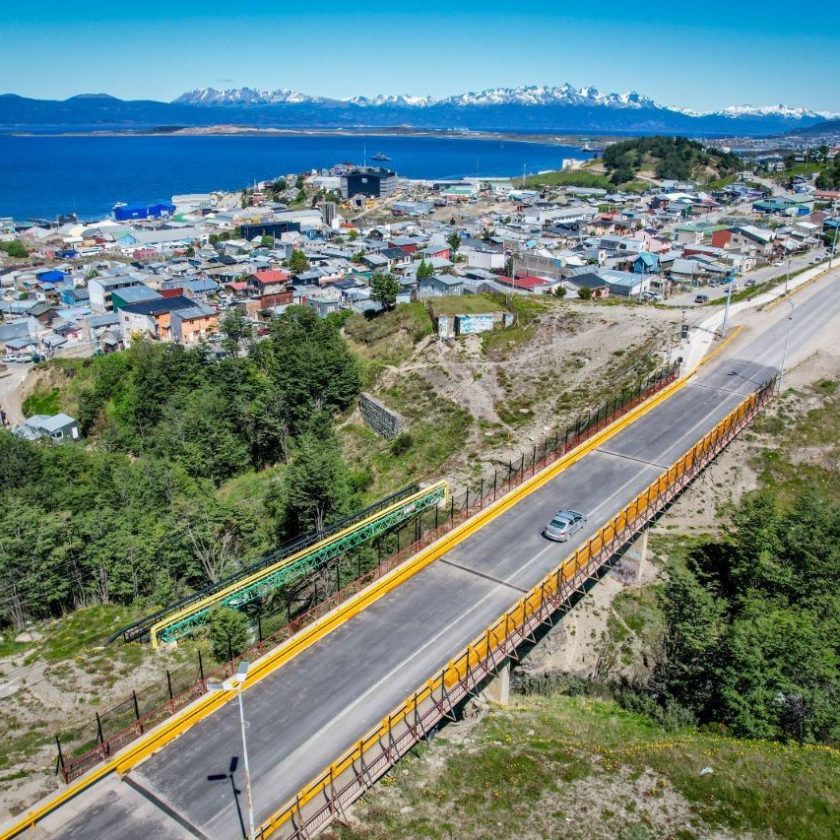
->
[
  {"left": 337, "top": 693, "right": 840, "bottom": 840},
  {"left": 602, "top": 136, "right": 741, "bottom": 186},
  {"left": 521, "top": 168, "right": 613, "bottom": 190}
]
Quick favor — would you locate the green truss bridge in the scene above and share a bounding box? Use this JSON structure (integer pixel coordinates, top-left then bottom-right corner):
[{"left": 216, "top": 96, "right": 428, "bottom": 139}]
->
[{"left": 109, "top": 482, "right": 449, "bottom": 649}]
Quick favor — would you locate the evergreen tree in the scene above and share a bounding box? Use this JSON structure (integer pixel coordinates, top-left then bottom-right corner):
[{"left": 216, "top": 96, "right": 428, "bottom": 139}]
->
[
  {"left": 370, "top": 272, "right": 400, "bottom": 311},
  {"left": 273, "top": 420, "right": 351, "bottom": 537}
]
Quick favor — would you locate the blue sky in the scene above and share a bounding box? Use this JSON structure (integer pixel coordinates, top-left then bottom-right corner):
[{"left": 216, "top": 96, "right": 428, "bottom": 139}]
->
[{"left": 3, "top": 1, "right": 839, "bottom": 111}]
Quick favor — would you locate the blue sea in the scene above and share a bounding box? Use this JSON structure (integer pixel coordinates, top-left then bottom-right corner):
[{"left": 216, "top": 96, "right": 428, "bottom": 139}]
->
[{"left": 0, "top": 133, "right": 592, "bottom": 222}]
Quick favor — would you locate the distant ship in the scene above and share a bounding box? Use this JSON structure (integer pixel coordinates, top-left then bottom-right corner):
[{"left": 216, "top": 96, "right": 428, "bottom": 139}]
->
[{"left": 371, "top": 152, "right": 391, "bottom": 162}]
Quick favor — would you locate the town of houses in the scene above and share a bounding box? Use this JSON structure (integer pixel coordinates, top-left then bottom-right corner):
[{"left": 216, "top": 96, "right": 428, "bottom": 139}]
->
[{"left": 2, "top": 161, "right": 838, "bottom": 397}]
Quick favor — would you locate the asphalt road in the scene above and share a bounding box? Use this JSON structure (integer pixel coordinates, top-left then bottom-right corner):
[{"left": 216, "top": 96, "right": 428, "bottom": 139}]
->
[{"left": 38, "top": 273, "right": 840, "bottom": 839}]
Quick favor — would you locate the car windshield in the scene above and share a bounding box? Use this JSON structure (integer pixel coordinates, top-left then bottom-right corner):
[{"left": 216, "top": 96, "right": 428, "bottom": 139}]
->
[{"left": 550, "top": 516, "right": 570, "bottom": 527}]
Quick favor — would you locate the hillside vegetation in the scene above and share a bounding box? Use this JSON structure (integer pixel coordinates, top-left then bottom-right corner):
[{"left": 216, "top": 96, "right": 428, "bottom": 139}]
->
[
  {"left": 602, "top": 136, "right": 741, "bottom": 186},
  {"left": 0, "top": 306, "right": 362, "bottom": 630},
  {"left": 521, "top": 168, "right": 613, "bottom": 190},
  {"left": 338, "top": 693, "right": 840, "bottom": 840}
]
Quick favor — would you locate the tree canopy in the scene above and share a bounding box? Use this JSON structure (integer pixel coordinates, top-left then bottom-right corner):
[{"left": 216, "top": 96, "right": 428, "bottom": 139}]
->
[
  {"left": 656, "top": 487, "right": 840, "bottom": 745},
  {"left": 370, "top": 273, "right": 400, "bottom": 311},
  {"left": 602, "top": 136, "right": 741, "bottom": 186},
  {"left": 0, "top": 307, "right": 362, "bottom": 630},
  {"left": 286, "top": 249, "right": 309, "bottom": 274}
]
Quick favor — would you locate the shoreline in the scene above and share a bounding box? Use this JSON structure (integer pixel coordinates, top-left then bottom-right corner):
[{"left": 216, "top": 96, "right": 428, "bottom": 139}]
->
[{"left": 7, "top": 124, "right": 611, "bottom": 148}]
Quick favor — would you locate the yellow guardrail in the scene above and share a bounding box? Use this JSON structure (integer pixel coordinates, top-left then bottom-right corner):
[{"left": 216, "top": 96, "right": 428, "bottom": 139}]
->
[
  {"left": 149, "top": 480, "right": 451, "bottom": 648},
  {"left": 0, "top": 370, "right": 690, "bottom": 840},
  {"left": 258, "top": 376, "right": 773, "bottom": 839}
]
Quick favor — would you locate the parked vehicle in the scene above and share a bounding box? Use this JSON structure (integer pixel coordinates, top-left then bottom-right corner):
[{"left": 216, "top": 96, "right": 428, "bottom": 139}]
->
[
  {"left": 694, "top": 294, "right": 709, "bottom": 304},
  {"left": 543, "top": 509, "right": 587, "bottom": 542}
]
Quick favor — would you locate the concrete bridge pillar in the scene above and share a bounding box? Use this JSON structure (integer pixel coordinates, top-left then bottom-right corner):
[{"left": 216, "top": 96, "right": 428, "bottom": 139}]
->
[
  {"left": 626, "top": 527, "right": 650, "bottom": 584},
  {"left": 484, "top": 660, "right": 511, "bottom": 705}
]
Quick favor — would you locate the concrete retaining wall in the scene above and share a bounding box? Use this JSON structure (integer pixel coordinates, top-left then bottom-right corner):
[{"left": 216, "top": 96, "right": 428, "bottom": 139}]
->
[{"left": 359, "top": 392, "right": 406, "bottom": 439}]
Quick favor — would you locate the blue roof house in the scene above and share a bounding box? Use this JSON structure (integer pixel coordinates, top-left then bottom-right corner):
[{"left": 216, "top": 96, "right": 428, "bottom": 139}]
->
[{"left": 632, "top": 252, "right": 660, "bottom": 274}]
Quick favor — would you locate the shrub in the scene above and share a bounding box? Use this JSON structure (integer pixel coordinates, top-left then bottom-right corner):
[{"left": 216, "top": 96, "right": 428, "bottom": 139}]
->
[
  {"left": 390, "top": 432, "right": 414, "bottom": 456},
  {"left": 208, "top": 606, "right": 250, "bottom": 661}
]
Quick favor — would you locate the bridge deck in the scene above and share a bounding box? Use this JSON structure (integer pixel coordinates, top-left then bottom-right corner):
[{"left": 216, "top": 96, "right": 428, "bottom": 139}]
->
[{"left": 34, "top": 276, "right": 840, "bottom": 840}]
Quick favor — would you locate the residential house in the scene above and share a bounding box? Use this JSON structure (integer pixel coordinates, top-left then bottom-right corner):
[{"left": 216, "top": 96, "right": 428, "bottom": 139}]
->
[
  {"left": 118, "top": 295, "right": 198, "bottom": 346},
  {"left": 417, "top": 274, "right": 464, "bottom": 298},
  {"left": 247, "top": 269, "right": 292, "bottom": 308},
  {"left": 169, "top": 305, "right": 220, "bottom": 345},
  {"left": 728, "top": 226, "right": 775, "bottom": 258},
  {"left": 459, "top": 241, "right": 506, "bottom": 271},
  {"left": 89, "top": 274, "right": 147, "bottom": 312},
  {"left": 566, "top": 271, "right": 610, "bottom": 298},
  {"left": 110, "top": 284, "right": 162, "bottom": 311}
]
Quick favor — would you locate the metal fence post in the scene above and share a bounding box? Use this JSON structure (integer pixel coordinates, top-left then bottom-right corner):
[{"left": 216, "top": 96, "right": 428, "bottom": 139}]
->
[
  {"left": 198, "top": 649, "right": 205, "bottom": 684},
  {"left": 132, "top": 691, "right": 141, "bottom": 725},
  {"left": 95, "top": 712, "right": 105, "bottom": 747},
  {"left": 166, "top": 670, "right": 174, "bottom": 701},
  {"left": 55, "top": 736, "right": 66, "bottom": 780}
]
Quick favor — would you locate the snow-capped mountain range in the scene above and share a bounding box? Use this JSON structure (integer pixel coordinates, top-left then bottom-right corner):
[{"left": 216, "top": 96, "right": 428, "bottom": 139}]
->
[
  {"left": 174, "top": 83, "right": 837, "bottom": 120},
  {"left": 1, "top": 84, "right": 836, "bottom": 135}
]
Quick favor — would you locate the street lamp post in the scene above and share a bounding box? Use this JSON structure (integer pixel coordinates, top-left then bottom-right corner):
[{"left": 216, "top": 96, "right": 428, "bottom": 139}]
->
[
  {"left": 784, "top": 255, "right": 792, "bottom": 295},
  {"left": 830, "top": 217, "right": 839, "bottom": 269},
  {"left": 721, "top": 273, "right": 735, "bottom": 338},
  {"left": 209, "top": 662, "right": 255, "bottom": 840},
  {"left": 778, "top": 300, "right": 795, "bottom": 394}
]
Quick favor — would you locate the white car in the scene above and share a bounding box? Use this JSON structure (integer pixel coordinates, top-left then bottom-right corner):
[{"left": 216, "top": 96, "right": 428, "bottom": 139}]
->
[{"left": 543, "top": 509, "right": 587, "bottom": 542}]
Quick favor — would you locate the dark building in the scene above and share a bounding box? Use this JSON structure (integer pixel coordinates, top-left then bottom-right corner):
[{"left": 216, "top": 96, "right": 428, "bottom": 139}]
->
[
  {"left": 340, "top": 167, "right": 398, "bottom": 200},
  {"left": 322, "top": 201, "right": 337, "bottom": 227},
  {"left": 239, "top": 221, "right": 301, "bottom": 240}
]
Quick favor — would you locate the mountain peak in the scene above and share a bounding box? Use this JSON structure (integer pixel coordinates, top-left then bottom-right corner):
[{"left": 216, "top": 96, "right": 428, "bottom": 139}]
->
[
  {"left": 174, "top": 87, "right": 319, "bottom": 106},
  {"left": 172, "top": 83, "right": 666, "bottom": 110}
]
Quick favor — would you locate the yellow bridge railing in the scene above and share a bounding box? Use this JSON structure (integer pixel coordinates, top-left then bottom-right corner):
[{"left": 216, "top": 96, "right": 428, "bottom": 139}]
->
[{"left": 256, "top": 374, "right": 777, "bottom": 839}]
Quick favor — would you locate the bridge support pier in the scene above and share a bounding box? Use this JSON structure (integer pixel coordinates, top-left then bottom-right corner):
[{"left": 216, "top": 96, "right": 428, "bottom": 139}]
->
[
  {"left": 483, "top": 660, "right": 510, "bottom": 706},
  {"left": 625, "top": 527, "right": 650, "bottom": 584}
]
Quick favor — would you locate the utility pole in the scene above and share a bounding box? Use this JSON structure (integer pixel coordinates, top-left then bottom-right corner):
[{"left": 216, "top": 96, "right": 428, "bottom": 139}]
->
[
  {"left": 830, "top": 216, "right": 839, "bottom": 269},
  {"left": 778, "top": 300, "right": 795, "bottom": 394},
  {"left": 784, "top": 255, "right": 792, "bottom": 295}
]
